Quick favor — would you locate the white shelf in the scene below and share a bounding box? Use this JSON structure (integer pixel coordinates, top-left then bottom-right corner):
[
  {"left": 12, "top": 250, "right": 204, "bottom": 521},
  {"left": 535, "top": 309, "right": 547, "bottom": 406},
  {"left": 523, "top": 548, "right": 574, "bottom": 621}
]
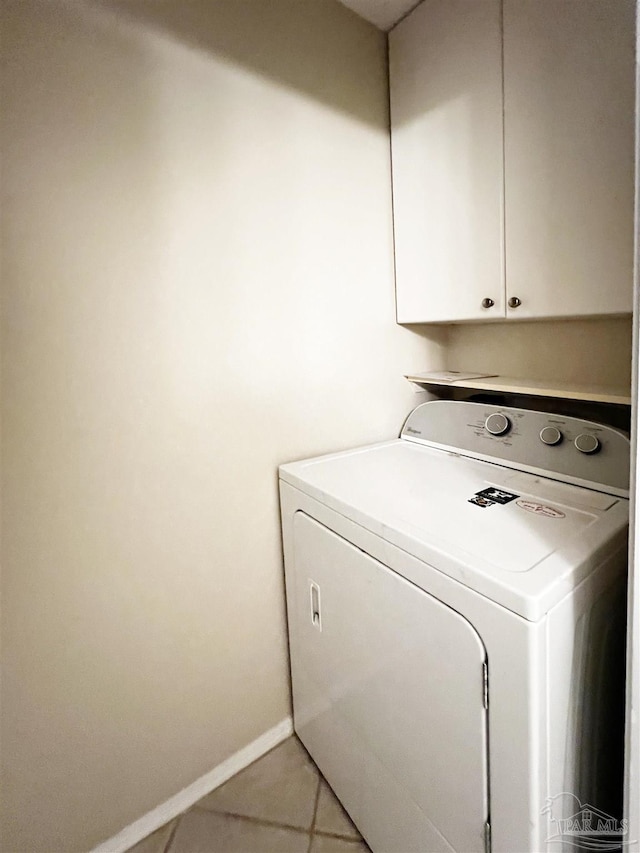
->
[{"left": 405, "top": 372, "right": 631, "bottom": 406}]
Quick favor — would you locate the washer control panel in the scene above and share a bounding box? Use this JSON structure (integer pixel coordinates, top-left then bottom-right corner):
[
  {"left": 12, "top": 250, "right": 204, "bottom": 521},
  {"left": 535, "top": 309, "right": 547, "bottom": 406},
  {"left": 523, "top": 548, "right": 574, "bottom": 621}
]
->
[{"left": 401, "top": 400, "right": 629, "bottom": 495}]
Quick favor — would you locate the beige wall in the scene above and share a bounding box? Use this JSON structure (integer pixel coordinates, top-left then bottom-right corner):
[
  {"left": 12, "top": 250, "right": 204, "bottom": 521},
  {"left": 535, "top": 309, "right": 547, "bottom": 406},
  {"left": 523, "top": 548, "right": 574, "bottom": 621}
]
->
[
  {"left": 0, "top": 2, "right": 446, "bottom": 850},
  {"left": 446, "top": 317, "right": 633, "bottom": 389}
]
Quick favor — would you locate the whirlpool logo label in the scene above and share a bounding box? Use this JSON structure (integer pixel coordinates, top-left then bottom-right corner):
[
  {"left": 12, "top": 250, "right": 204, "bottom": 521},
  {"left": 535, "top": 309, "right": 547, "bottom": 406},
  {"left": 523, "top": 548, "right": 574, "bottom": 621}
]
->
[
  {"left": 543, "top": 793, "right": 631, "bottom": 850},
  {"left": 517, "top": 499, "right": 566, "bottom": 519}
]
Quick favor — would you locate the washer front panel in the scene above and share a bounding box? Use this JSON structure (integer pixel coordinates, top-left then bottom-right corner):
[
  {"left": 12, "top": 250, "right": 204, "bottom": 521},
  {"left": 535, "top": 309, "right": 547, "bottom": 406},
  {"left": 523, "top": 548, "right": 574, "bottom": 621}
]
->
[{"left": 291, "top": 511, "right": 489, "bottom": 853}]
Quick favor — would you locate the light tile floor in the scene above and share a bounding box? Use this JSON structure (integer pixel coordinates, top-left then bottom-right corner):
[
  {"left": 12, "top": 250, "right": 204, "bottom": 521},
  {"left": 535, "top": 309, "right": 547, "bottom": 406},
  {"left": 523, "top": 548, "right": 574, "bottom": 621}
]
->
[{"left": 127, "top": 736, "right": 371, "bottom": 853}]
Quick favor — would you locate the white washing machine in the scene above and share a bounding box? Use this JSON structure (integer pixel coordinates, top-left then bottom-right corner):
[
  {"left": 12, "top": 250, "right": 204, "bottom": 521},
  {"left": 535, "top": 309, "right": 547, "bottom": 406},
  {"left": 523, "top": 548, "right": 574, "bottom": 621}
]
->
[{"left": 279, "top": 401, "right": 629, "bottom": 853}]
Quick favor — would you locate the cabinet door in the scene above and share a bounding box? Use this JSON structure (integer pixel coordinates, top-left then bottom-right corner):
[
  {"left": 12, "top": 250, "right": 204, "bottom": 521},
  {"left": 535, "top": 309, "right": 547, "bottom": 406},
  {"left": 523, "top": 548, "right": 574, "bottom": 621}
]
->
[
  {"left": 503, "top": 0, "right": 635, "bottom": 320},
  {"left": 390, "top": 0, "right": 504, "bottom": 323}
]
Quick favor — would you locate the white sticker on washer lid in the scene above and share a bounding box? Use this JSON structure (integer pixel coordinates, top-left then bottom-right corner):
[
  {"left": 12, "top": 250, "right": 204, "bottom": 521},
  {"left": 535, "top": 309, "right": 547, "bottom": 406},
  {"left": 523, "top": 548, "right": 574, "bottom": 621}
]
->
[
  {"left": 516, "top": 500, "right": 566, "bottom": 519},
  {"left": 505, "top": 473, "right": 617, "bottom": 512}
]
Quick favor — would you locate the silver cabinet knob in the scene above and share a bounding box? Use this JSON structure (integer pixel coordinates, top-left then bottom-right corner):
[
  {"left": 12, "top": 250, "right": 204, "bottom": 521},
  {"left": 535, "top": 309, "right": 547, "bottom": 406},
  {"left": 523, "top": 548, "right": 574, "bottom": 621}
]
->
[
  {"left": 575, "top": 433, "right": 600, "bottom": 454},
  {"left": 540, "top": 426, "right": 562, "bottom": 446},
  {"left": 508, "top": 296, "right": 522, "bottom": 309},
  {"left": 481, "top": 297, "right": 495, "bottom": 309},
  {"left": 484, "top": 413, "right": 511, "bottom": 436}
]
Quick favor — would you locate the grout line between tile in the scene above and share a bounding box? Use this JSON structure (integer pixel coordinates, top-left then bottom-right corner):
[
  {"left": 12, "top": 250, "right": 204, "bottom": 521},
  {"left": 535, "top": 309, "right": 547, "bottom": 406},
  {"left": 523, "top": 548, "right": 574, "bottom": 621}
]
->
[
  {"left": 162, "top": 816, "right": 180, "bottom": 853},
  {"left": 314, "top": 829, "right": 363, "bottom": 842},
  {"left": 306, "top": 776, "right": 322, "bottom": 853},
  {"left": 190, "top": 805, "right": 312, "bottom": 836}
]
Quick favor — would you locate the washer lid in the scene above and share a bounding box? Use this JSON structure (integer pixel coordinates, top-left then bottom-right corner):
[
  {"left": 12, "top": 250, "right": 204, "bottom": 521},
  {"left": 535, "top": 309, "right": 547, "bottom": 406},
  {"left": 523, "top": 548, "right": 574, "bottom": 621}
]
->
[{"left": 280, "top": 439, "right": 628, "bottom": 620}]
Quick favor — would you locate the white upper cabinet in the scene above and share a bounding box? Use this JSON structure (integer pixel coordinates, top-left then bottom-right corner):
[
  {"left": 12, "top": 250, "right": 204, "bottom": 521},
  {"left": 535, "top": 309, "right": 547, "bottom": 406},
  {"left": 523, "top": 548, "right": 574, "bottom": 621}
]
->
[
  {"left": 503, "top": 0, "right": 635, "bottom": 320},
  {"left": 390, "top": 0, "right": 504, "bottom": 324},
  {"left": 390, "top": 0, "right": 635, "bottom": 325}
]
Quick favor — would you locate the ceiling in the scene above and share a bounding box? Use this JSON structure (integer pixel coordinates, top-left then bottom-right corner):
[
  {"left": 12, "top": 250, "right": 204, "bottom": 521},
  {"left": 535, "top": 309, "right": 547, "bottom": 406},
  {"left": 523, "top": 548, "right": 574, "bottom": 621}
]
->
[{"left": 338, "top": 0, "right": 420, "bottom": 31}]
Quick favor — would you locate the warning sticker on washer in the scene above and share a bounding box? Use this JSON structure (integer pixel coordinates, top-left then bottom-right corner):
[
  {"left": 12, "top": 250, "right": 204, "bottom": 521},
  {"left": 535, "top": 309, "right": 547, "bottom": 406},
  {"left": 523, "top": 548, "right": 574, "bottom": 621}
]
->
[
  {"left": 468, "top": 495, "right": 497, "bottom": 508},
  {"left": 475, "top": 487, "right": 519, "bottom": 505},
  {"left": 516, "top": 500, "right": 566, "bottom": 519}
]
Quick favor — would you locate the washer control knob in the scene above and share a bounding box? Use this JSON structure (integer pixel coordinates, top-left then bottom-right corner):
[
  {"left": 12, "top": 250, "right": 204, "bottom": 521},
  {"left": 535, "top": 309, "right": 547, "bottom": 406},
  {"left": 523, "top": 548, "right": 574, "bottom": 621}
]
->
[
  {"left": 574, "top": 433, "right": 601, "bottom": 454},
  {"left": 485, "top": 413, "right": 511, "bottom": 436},
  {"left": 540, "top": 426, "right": 562, "bottom": 446}
]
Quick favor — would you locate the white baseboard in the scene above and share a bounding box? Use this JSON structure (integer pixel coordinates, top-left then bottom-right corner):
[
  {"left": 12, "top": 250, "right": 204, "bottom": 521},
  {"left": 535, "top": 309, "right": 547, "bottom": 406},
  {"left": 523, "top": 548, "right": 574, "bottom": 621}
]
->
[{"left": 91, "top": 716, "right": 294, "bottom": 853}]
